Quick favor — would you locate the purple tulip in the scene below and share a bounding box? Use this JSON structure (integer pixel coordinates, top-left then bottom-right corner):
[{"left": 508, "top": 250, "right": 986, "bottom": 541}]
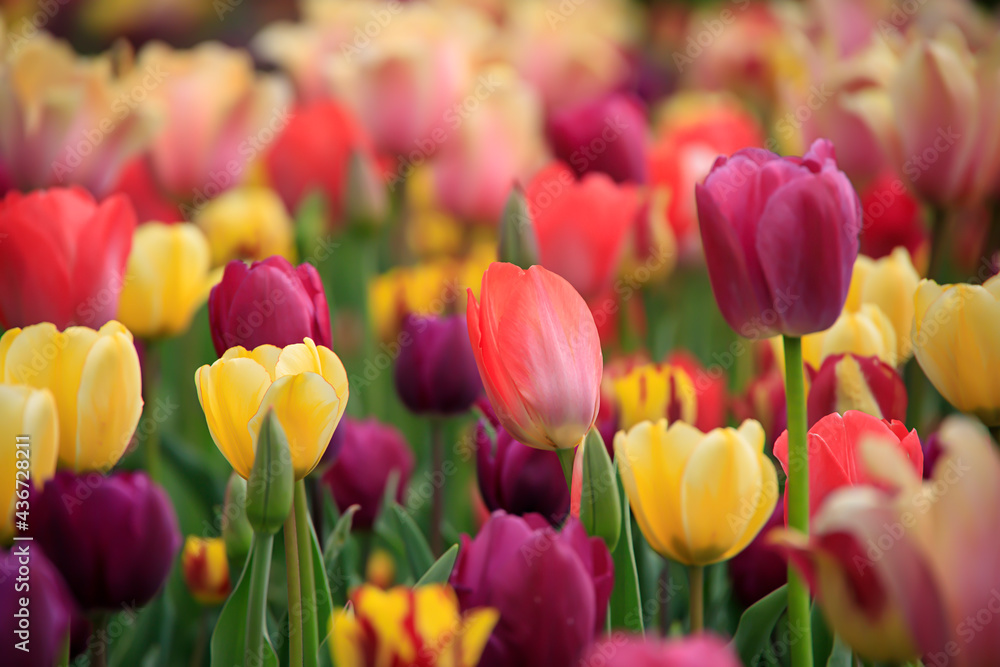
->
[
  {"left": 208, "top": 256, "right": 332, "bottom": 356},
  {"left": 581, "top": 634, "right": 742, "bottom": 667},
  {"left": 475, "top": 399, "right": 569, "bottom": 524},
  {"left": 922, "top": 431, "right": 945, "bottom": 479},
  {"left": 394, "top": 313, "right": 482, "bottom": 415},
  {"left": 321, "top": 418, "right": 414, "bottom": 529},
  {"left": 30, "top": 471, "right": 180, "bottom": 611},
  {"left": 547, "top": 93, "right": 649, "bottom": 184},
  {"left": 450, "top": 511, "right": 613, "bottom": 667},
  {"left": 0, "top": 547, "right": 78, "bottom": 666},
  {"left": 727, "top": 500, "right": 787, "bottom": 607},
  {"left": 695, "top": 139, "right": 861, "bottom": 338}
]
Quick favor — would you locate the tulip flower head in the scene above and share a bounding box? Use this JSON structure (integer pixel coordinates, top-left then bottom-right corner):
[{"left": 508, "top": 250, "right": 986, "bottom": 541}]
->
[
  {"left": 843, "top": 247, "right": 921, "bottom": 361},
  {"left": 0, "top": 548, "right": 77, "bottom": 667},
  {"left": 394, "top": 313, "right": 482, "bottom": 416},
  {"left": 806, "top": 353, "right": 907, "bottom": 427},
  {"left": 0, "top": 384, "right": 58, "bottom": 538},
  {"left": 195, "top": 338, "right": 349, "bottom": 480},
  {"left": 581, "top": 634, "right": 743, "bottom": 667},
  {"left": 467, "top": 263, "right": 602, "bottom": 451},
  {"left": 194, "top": 186, "right": 296, "bottom": 267},
  {"left": 182, "top": 537, "right": 231, "bottom": 605},
  {"left": 615, "top": 419, "right": 778, "bottom": 566},
  {"left": 613, "top": 362, "right": 697, "bottom": 431}
]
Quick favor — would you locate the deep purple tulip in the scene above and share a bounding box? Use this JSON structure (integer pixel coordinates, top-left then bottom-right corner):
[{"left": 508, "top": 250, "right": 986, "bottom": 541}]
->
[
  {"left": 394, "top": 313, "right": 482, "bottom": 415},
  {"left": 450, "top": 511, "right": 613, "bottom": 667},
  {"left": 0, "top": 547, "right": 77, "bottom": 665},
  {"left": 30, "top": 471, "right": 180, "bottom": 610},
  {"left": 208, "top": 256, "right": 332, "bottom": 356},
  {"left": 728, "top": 500, "right": 787, "bottom": 607},
  {"left": 695, "top": 139, "right": 861, "bottom": 338},
  {"left": 475, "top": 399, "right": 568, "bottom": 524},
  {"left": 581, "top": 634, "right": 742, "bottom": 667},
  {"left": 547, "top": 93, "right": 649, "bottom": 184},
  {"left": 922, "top": 431, "right": 945, "bottom": 479},
  {"left": 321, "top": 418, "right": 414, "bottom": 529}
]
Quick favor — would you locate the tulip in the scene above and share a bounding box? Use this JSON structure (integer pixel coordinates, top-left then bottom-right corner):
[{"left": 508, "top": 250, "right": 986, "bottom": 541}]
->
[
  {"left": 615, "top": 419, "right": 777, "bottom": 565},
  {"left": 527, "top": 163, "right": 641, "bottom": 301},
  {"left": 773, "top": 411, "right": 922, "bottom": 522},
  {"left": 393, "top": 313, "right": 482, "bottom": 415},
  {"left": 467, "top": 263, "right": 602, "bottom": 450},
  {"left": 844, "top": 247, "right": 921, "bottom": 361},
  {"left": 800, "top": 303, "right": 898, "bottom": 369},
  {"left": 195, "top": 338, "right": 348, "bottom": 479},
  {"left": 117, "top": 223, "right": 217, "bottom": 338},
  {"left": 0, "top": 547, "right": 77, "bottom": 666},
  {"left": 330, "top": 584, "right": 499, "bottom": 667},
  {"left": 0, "top": 321, "right": 143, "bottom": 471},
  {"left": 182, "top": 537, "right": 231, "bottom": 605},
  {"left": 450, "top": 512, "right": 613, "bottom": 667},
  {"left": 580, "top": 635, "right": 742, "bottom": 667},
  {"left": 321, "top": 418, "right": 414, "bottom": 530},
  {"left": 732, "top": 362, "right": 787, "bottom": 447},
  {"left": 109, "top": 157, "right": 185, "bottom": 224},
  {"left": 208, "top": 256, "right": 332, "bottom": 356},
  {"left": 0, "top": 384, "right": 58, "bottom": 538},
  {"left": 806, "top": 354, "right": 907, "bottom": 427},
  {"left": 858, "top": 171, "right": 928, "bottom": 262},
  {"left": 727, "top": 501, "right": 787, "bottom": 607},
  {"left": 613, "top": 361, "right": 697, "bottom": 431},
  {"left": 221, "top": 473, "right": 253, "bottom": 566},
  {"left": 475, "top": 400, "right": 569, "bottom": 525},
  {"left": 547, "top": 92, "right": 649, "bottom": 184},
  {"left": 666, "top": 350, "right": 728, "bottom": 431},
  {"left": 913, "top": 274, "right": 1000, "bottom": 424},
  {"left": 31, "top": 470, "right": 180, "bottom": 610},
  {"left": 365, "top": 549, "right": 396, "bottom": 589},
  {"left": 0, "top": 187, "right": 137, "bottom": 329},
  {"left": 263, "top": 100, "right": 375, "bottom": 219},
  {"left": 695, "top": 139, "right": 862, "bottom": 338},
  {"left": 194, "top": 186, "right": 296, "bottom": 267}
]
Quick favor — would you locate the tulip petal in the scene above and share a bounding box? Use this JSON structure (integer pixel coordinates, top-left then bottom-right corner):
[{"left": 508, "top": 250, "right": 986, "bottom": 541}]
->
[{"left": 196, "top": 358, "right": 272, "bottom": 479}]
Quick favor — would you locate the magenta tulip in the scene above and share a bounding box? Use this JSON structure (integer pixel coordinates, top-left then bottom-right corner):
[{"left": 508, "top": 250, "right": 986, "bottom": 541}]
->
[{"left": 394, "top": 313, "right": 482, "bottom": 415}]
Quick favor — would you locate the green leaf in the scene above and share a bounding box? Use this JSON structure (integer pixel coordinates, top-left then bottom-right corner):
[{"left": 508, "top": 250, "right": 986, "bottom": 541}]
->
[
  {"left": 210, "top": 544, "right": 279, "bottom": 667},
  {"left": 811, "top": 601, "right": 834, "bottom": 666},
  {"left": 729, "top": 584, "right": 789, "bottom": 666},
  {"left": 390, "top": 503, "right": 435, "bottom": 580},
  {"left": 323, "top": 505, "right": 359, "bottom": 578},
  {"left": 826, "top": 635, "right": 853, "bottom": 667},
  {"left": 416, "top": 544, "right": 460, "bottom": 586},
  {"left": 308, "top": 513, "right": 335, "bottom": 652},
  {"left": 579, "top": 429, "right": 621, "bottom": 551},
  {"left": 608, "top": 464, "right": 643, "bottom": 633}
]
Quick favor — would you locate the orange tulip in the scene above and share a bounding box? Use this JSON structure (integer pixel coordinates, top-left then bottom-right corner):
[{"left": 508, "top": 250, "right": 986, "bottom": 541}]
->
[{"left": 467, "top": 263, "right": 602, "bottom": 450}]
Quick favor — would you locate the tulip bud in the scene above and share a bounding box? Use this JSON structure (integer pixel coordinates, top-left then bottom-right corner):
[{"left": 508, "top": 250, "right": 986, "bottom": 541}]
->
[
  {"left": 222, "top": 473, "right": 254, "bottom": 566},
  {"left": 613, "top": 362, "right": 697, "bottom": 431},
  {"left": 345, "top": 150, "right": 389, "bottom": 235},
  {"left": 194, "top": 186, "right": 296, "bottom": 267},
  {"left": 547, "top": 93, "right": 648, "bottom": 184},
  {"left": 182, "top": 537, "right": 231, "bottom": 605},
  {"left": 394, "top": 313, "right": 482, "bottom": 416},
  {"left": 575, "top": 429, "right": 621, "bottom": 551},
  {"left": 806, "top": 353, "right": 907, "bottom": 427},
  {"left": 0, "top": 547, "right": 77, "bottom": 666},
  {"left": 245, "top": 410, "right": 294, "bottom": 536},
  {"left": 498, "top": 185, "right": 538, "bottom": 269}
]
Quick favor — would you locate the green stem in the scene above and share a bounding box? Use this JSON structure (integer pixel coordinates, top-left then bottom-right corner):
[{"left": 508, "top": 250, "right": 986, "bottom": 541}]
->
[
  {"left": 430, "top": 418, "right": 445, "bottom": 555},
  {"left": 284, "top": 502, "right": 304, "bottom": 667},
  {"left": 245, "top": 533, "right": 274, "bottom": 667},
  {"left": 557, "top": 448, "right": 575, "bottom": 491},
  {"left": 782, "top": 335, "right": 814, "bottom": 667},
  {"left": 56, "top": 629, "right": 70, "bottom": 667},
  {"left": 88, "top": 613, "right": 108, "bottom": 667},
  {"left": 294, "top": 481, "right": 320, "bottom": 667},
  {"left": 688, "top": 565, "right": 704, "bottom": 633},
  {"left": 142, "top": 339, "right": 162, "bottom": 481}
]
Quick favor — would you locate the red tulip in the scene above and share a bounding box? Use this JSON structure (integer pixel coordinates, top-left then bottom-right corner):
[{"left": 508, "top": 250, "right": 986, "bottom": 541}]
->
[
  {"left": 806, "top": 353, "right": 908, "bottom": 428},
  {"left": 467, "top": 263, "right": 602, "bottom": 451},
  {"left": 772, "top": 410, "right": 922, "bottom": 521},
  {"left": 695, "top": 139, "right": 862, "bottom": 338},
  {"left": 528, "top": 162, "right": 641, "bottom": 300},
  {"left": 665, "top": 349, "right": 728, "bottom": 431},
  {"left": 858, "top": 170, "right": 927, "bottom": 263},
  {"left": 0, "top": 187, "right": 136, "bottom": 329}
]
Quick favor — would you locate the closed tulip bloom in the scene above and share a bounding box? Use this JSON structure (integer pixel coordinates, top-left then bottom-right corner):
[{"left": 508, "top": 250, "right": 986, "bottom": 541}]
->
[
  {"left": 321, "top": 418, "right": 414, "bottom": 530},
  {"left": 773, "top": 411, "right": 922, "bottom": 522},
  {"left": 0, "top": 385, "right": 58, "bottom": 538},
  {"left": 806, "top": 354, "right": 907, "bottom": 427},
  {"left": 194, "top": 186, "right": 296, "bottom": 267},
  {"left": 0, "top": 321, "right": 143, "bottom": 471},
  {"left": 394, "top": 314, "right": 482, "bottom": 415},
  {"left": 913, "top": 275, "right": 1000, "bottom": 425},
  {"left": 181, "top": 537, "right": 230, "bottom": 605},
  {"left": 801, "top": 303, "right": 898, "bottom": 369},
  {"left": 208, "top": 256, "right": 332, "bottom": 356},
  {"left": 330, "top": 584, "right": 499, "bottom": 667},
  {"left": 613, "top": 362, "right": 697, "bottom": 431},
  {"left": 0, "top": 188, "right": 137, "bottom": 329},
  {"left": 195, "top": 338, "right": 349, "bottom": 480},
  {"left": 0, "top": 547, "right": 77, "bottom": 667},
  {"left": 858, "top": 172, "right": 927, "bottom": 262},
  {"left": 844, "top": 248, "right": 921, "bottom": 361},
  {"left": 117, "top": 223, "right": 217, "bottom": 338},
  {"left": 695, "top": 139, "right": 862, "bottom": 338},
  {"left": 475, "top": 400, "right": 569, "bottom": 525},
  {"left": 32, "top": 470, "right": 180, "bottom": 610},
  {"left": 450, "top": 512, "right": 613, "bottom": 667},
  {"left": 467, "top": 263, "right": 602, "bottom": 451},
  {"left": 580, "top": 635, "right": 742, "bottom": 667},
  {"left": 615, "top": 419, "right": 778, "bottom": 565}
]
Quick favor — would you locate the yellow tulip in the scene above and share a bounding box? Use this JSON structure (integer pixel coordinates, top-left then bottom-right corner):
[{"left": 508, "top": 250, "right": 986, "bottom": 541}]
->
[
  {"left": 194, "top": 186, "right": 296, "bottom": 267},
  {"left": 330, "top": 584, "right": 498, "bottom": 667},
  {"left": 614, "top": 419, "right": 778, "bottom": 566},
  {"left": 181, "top": 536, "right": 231, "bottom": 605},
  {"left": 800, "top": 303, "right": 897, "bottom": 369},
  {"left": 195, "top": 338, "right": 349, "bottom": 479},
  {"left": 913, "top": 275, "right": 1000, "bottom": 424},
  {"left": 117, "top": 223, "right": 219, "bottom": 338},
  {"left": 613, "top": 363, "right": 696, "bottom": 430},
  {"left": 0, "top": 384, "right": 58, "bottom": 538},
  {"left": 844, "top": 248, "right": 921, "bottom": 361},
  {"left": 0, "top": 321, "right": 143, "bottom": 471}
]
